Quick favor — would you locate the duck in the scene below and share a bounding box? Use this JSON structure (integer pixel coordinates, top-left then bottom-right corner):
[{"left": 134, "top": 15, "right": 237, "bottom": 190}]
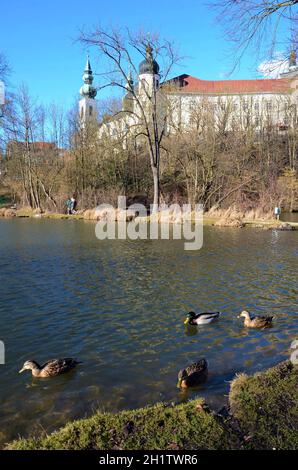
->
[
  {"left": 19, "top": 358, "right": 81, "bottom": 378},
  {"left": 238, "top": 310, "right": 274, "bottom": 328},
  {"left": 177, "top": 359, "right": 208, "bottom": 388},
  {"left": 184, "top": 311, "right": 220, "bottom": 326}
]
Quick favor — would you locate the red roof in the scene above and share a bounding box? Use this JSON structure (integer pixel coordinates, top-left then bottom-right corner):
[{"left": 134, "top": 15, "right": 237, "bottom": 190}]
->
[
  {"left": 7, "top": 140, "right": 56, "bottom": 149},
  {"left": 32, "top": 142, "right": 56, "bottom": 150},
  {"left": 166, "top": 74, "right": 291, "bottom": 95}
]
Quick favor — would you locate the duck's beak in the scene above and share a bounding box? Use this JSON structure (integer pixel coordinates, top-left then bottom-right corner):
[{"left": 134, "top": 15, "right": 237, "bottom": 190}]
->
[
  {"left": 177, "top": 378, "right": 182, "bottom": 388},
  {"left": 19, "top": 368, "right": 25, "bottom": 373},
  {"left": 184, "top": 318, "right": 189, "bottom": 325}
]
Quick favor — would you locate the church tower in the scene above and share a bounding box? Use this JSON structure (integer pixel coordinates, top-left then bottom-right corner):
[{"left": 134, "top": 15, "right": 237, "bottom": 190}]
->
[
  {"left": 138, "top": 44, "right": 160, "bottom": 98},
  {"left": 79, "top": 56, "right": 97, "bottom": 124},
  {"left": 280, "top": 49, "right": 298, "bottom": 78}
]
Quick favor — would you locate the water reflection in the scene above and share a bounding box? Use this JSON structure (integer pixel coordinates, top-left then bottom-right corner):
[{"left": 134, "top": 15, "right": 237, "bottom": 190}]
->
[{"left": 0, "top": 219, "right": 297, "bottom": 446}]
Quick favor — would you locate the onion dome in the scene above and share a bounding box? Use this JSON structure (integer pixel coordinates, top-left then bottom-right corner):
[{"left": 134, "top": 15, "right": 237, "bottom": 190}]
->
[
  {"left": 139, "top": 44, "right": 160, "bottom": 75},
  {"left": 80, "top": 56, "right": 97, "bottom": 99}
]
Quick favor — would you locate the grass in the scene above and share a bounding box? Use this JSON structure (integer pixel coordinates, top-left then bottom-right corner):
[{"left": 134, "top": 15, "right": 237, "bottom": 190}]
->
[
  {"left": 6, "top": 399, "right": 234, "bottom": 450},
  {"left": 6, "top": 361, "right": 298, "bottom": 450},
  {"left": 229, "top": 361, "right": 298, "bottom": 450}
]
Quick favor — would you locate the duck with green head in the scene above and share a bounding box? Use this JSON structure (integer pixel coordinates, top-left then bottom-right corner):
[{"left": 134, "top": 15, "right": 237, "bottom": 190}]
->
[{"left": 184, "top": 311, "right": 220, "bottom": 326}]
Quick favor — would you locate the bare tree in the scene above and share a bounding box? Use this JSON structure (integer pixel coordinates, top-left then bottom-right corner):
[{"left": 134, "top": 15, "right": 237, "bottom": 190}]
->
[
  {"left": 79, "top": 27, "right": 180, "bottom": 211},
  {"left": 3, "top": 86, "right": 66, "bottom": 210},
  {"left": 211, "top": 1, "right": 298, "bottom": 69},
  {"left": 0, "top": 52, "right": 10, "bottom": 82},
  {"left": 0, "top": 53, "right": 10, "bottom": 124}
]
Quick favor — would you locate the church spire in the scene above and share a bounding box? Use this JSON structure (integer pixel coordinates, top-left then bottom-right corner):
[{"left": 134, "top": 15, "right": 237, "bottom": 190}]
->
[
  {"left": 79, "top": 55, "right": 97, "bottom": 124},
  {"left": 289, "top": 49, "right": 297, "bottom": 70},
  {"left": 80, "top": 55, "right": 97, "bottom": 99},
  {"left": 126, "top": 69, "right": 134, "bottom": 91}
]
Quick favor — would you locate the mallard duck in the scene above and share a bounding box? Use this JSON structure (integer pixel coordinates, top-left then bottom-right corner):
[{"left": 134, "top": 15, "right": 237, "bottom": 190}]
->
[
  {"left": 184, "top": 311, "right": 220, "bottom": 325},
  {"left": 19, "top": 358, "right": 81, "bottom": 378},
  {"left": 238, "top": 310, "right": 273, "bottom": 328},
  {"left": 177, "top": 359, "right": 208, "bottom": 388}
]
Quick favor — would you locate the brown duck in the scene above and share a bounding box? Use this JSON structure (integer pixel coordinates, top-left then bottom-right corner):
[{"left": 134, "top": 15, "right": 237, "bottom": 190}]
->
[
  {"left": 19, "top": 358, "right": 81, "bottom": 378},
  {"left": 177, "top": 359, "right": 208, "bottom": 388},
  {"left": 238, "top": 310, "right": 274, "bottom": 328}
]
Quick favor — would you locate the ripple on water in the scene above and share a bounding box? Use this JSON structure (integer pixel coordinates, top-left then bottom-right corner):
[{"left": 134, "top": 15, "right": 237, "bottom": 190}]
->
[{"left": 0, "top": 219, "right": 297, "bottom": 446}]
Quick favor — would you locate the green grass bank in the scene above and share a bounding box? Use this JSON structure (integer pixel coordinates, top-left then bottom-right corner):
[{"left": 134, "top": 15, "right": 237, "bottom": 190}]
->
[{"left": 6, "top": 361, "right": 298, "bottom": 450}]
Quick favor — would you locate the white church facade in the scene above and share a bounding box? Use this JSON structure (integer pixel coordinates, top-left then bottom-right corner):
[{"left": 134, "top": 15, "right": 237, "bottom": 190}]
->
[{"left": 79, "top": 47, "right": 298, "bottom": 138}]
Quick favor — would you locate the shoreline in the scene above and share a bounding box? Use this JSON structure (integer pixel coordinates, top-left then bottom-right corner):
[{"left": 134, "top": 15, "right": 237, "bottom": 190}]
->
[
  {"left": 6, "top": 360, "right": 298, "bottom": 450},
  {"left": 0, "top": 206, "right": 297, "bottom": 230}
]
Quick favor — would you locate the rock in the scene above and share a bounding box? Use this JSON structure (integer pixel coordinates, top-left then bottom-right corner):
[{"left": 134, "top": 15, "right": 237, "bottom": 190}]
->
[
  {"left": 215, "top": 217, "right": 245, "bottom": 228},
  {"left": 279, "top": 223, "right": 295, "bottom": 231},
  {"left": 268, "top": 222, "right": 295, "bottom": 231}
]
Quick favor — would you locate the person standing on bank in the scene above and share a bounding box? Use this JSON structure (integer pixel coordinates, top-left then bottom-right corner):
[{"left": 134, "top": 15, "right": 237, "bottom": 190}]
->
[
  {"left": 274, "top": 206, "right": 281, "bottom": 220},
  {"left": 70, "top": 194, "right": 77, "bottom": 214},
  {"left": 65, "top": 198, "right": 72, "bottom": 215}
]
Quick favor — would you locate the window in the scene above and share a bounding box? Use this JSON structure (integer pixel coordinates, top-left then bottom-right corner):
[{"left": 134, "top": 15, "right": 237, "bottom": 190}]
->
[
  {"left": 89, "top": 105, "right": 93, "bottom": 117},
  {"left": 242, "top": 100, "right": 248, "bottom": 111}
]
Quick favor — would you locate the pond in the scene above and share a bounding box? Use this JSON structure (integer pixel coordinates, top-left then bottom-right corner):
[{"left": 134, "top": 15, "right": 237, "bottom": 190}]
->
[{"left": 0, "top": 219, "right": 297, "bottom": 446}]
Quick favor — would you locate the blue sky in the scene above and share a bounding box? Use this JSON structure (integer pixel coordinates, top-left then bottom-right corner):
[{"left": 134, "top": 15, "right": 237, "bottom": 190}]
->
[{"left": 0, "top": 0, "right": 289, "bottom": 109}]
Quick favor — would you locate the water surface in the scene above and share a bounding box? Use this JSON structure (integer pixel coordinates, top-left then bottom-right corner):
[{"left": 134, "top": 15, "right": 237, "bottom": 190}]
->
[{"left": 0, "top": 219, "right": 297, "bottom": 446}]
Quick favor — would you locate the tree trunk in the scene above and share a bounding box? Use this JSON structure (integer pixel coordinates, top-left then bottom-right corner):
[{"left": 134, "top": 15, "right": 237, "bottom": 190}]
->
[{"left": 151, "top": 165, "right": 159, "bottom": 213}]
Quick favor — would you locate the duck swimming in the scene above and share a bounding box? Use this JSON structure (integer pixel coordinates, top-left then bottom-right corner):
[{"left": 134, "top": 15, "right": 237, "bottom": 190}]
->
[
  {"left": 177, "top": 359, "right": 208, "bottom": 388},
  {"left": 238, "top": 310, "right": 273, "bottom": 329},
  {"left": 184, "top": 311, "right": 220, "bottom": 325},
  {"left": 19, "top": 358, "right": 81, "bottom": 378}
]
